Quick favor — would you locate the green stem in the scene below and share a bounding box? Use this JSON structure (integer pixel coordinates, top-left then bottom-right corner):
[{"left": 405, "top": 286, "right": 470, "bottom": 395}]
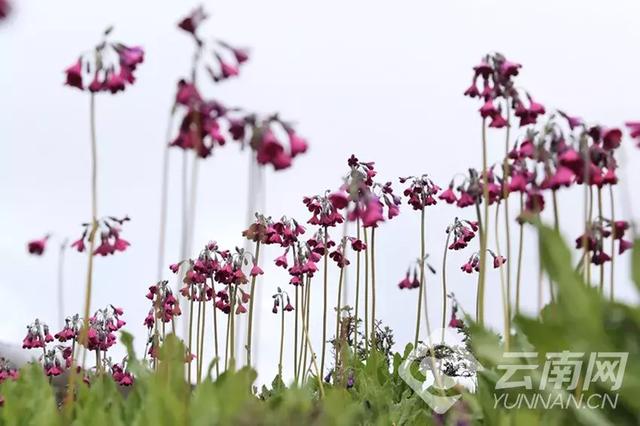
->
[
  {"left": 609, "top": 185, "right": 616, "bottom": 301},
  {"left": 320, "top": 228, "right": 329, "bottom": 376},
  {"left": 354, "top": 218, "right": 361, "bottom": 353},
  {"left": 441, "top": 228, "right": 452, "bottom": 343},
  {"left": 335, "top": 263, "right": 345, "bottom": 371},
  {"left": 414, "top": 208, "right": 426, "bottom": 347},
  {"left": 187, "top": 294, "right": 194, "bottom": 381},
  {"left": 477, "top": 118, "right": 489, "bottom": 326},
  {"left": 370, "top": 226, "right": 377, "bottom": 348},
  {"left": 363, "top": 226, "right": 370, "bottom": 353},
  {"left": 211, "top": 279, "right": 220, "bottom": 377},
  {"left": 245, "top": 241, "right": 261, "bottom": 367},
  {"left": 515, "top": 194, "right": 524, "bottom": 315},
  {"left": 502, "top": 100, "right": 512, "bottom": 333},
  {"left": 474, "top": 202, "right": 484, "bottom": 322},
  {"left": 294, "top": 285, "right": 299, "bottom": 382},
  {"left": 278, "top": 304, "right": 285, "bottom": 379},
  {"left": 494, "top": 202, "right": 510, "bottom": 351},
  {"left": 598, "top": 187, "right": 604, "bottom": 294},
  {"left": 195, "top": 294, "right": 202, "bottom": 383}
]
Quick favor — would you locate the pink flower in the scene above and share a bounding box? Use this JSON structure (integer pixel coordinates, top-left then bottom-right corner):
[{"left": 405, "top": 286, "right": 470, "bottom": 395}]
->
[
  {"left": 64, "top": 59, "right": 84, "bottom": 90},
  {"left": 625, "top": 122, "right": 640, "bottom": 145},
  {"left": 463, "top": 82, "right": 480, "bottom": 98},
  {"left": 361, "top": 197, "right": 385, "bottom": 227},
  {"left": 27, "top": 236, "right": 48, "bottom": 256},
  {"left": 619, "top": 239, "right": 633, "bottom": 255},
  {"left": 219, "top": 61, "right": 239, "bottom": 79},
  {"left": 178, "top": 6, "right": 208, "bottom": 34},
  {"left": 94, "top": 240, "right": 114, "bottom": 256},
  {"left": 559, "top": 111, "right": 583, "bottom": 130},
  {"left": 508, "top": 173, "right": 528, "bottom": 192},
  {"left": 169, "top": 263, "right": 181, "bottom": 273},
  {"left": 231, "top": 47, "right": 249, "bottom": 64},
  {"left": 602, "top": 128, "right": 622, "bottom": 151},
  {"left": 549, "top": 166, "right": 574, "bottom": 189},
  {"left": 398, "top": 273, "right": 412, "bottom": 290},
  {"left": 461, "top": 262, "right": 474, "bottom": 274},
  {"left": 329, "top": 191, "right": 349, "bottom": 209},
  {"left": 288, "top": 131, "right": 308, "bottom": 157},
  {"left": 492, "top": 254, "right": 507, "bottom": 268},
  {"left": 113, "top": 238, "right": 130, "bottom": 252},
  {"left": 175, "top": 80, "right": 201, "bottom": 106},
  {"left": 236, "top": 303, "right": 247, "bottom": 314},
  {"left": 438, "top": 187, "right": 457, "bottom": 204},
  {"left": 479, "top": 99, "right": 497, "bottom": 118},
  {"left": 116, "top": 45, "right": 144, "bottom": 70},
  {"left": 250, "top": 264, "right": 264, "bottom": 277},
  {"left": 284, "top": 302, "right": 294, "bottom": 312},
  {"left": 489, "top": 113, "right": 507, "bottom": 128},
  {"left": 106, "top": 72, "right": 126, "bottom": 94},
  {"left": 499, "top": 60, "right": 521, "bottom": 77},
  {"left": 275, "top": 253, "right": 289, "bottom": 268}
]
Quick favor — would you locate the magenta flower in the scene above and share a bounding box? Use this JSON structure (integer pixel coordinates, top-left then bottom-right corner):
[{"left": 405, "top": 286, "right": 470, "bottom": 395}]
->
[
  {"left": 602, "top": 128, "right": 622, "bottom": 150},
  {"left": 178, "top": 6, "right": 208, "bottom": 35},
  {"left": 250, "top": 264, "right": 264, "bottom": 277},
  {"left": 27, "top": 236, "right": 49, "bottom": 255},
  {"left": 63, "top": 32, "right": 144, "bottom": 94},
  {"left": 361, "top": 196, "right": 385, "bottom": 227},
  {"left": 438, "top": 186, "right": 457, "bottom": 204},
  {"left": 479, "top": 99, "right": 497, "bottom": 118}
]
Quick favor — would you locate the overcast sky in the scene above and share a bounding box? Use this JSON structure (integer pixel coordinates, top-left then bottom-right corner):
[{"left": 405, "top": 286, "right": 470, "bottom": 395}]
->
[{"left": 1, "top": 0, "right": 639, "bottom": 383}]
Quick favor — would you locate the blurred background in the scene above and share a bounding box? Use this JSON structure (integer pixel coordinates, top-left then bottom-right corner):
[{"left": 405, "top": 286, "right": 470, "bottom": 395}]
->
[{"left": 1, "top": 0, "right": 639, "bottom": 383}]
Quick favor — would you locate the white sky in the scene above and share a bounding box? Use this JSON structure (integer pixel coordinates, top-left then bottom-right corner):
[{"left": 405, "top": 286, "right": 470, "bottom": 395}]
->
[{"left": 1, "top": 0, "right": 639, "bottom": 382}]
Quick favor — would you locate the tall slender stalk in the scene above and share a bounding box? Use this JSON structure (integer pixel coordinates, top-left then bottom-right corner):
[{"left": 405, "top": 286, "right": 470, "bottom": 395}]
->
[
  {"left": 80, "top": 93, "right": 99, "bottom": 365},
  {"left": 477, "top": 118, "right": 490, "bottom": 325},
  {"left": 441, "top": 228, "right": 452, "bottom": 343},
  {"left": 211, "top": 279, "right": 220, "bottom": 377},
  {"left": 301, "top": 275, "right": 311, "bottom": 383},
  {"left": 363, "top": 226, "right": 370, "bottom": 353},
  {"left": 187, "top": 292, "right": 194, "bottom": 381},
  {"left": 515, "top": 194, "right": 524, "bottom": 314},
  {"left": 278, "top": 305, "right": 285, "bottom": 379},
  {"left": 609, "top": 185, "right": 616, "bottom": 301},
  {"left": 294, "top": 285, "right": 299, "bottom": 381},
  {"left": 320, "top": 228, "right": 329, "bottom": 376},
  {"left": 229, "top": 285, "right": 237, "bottom": 371},
  {"left": 414, "top": 208, "right": 426, "bottom": 347},
  {"left": 353, "top": 219, "right": 361, "bottom": 352},
  {"left": 597, "top": 187, "right": 604, "bottom": 294},
  {"left": 156, "top": 110, "right": 175, "bottom": 282},
  {"left": 474, "top": 202, "right": 484, "bottom": 322},
  {"left": 195, "top": 295, "right": 202, "bottom": 382},
  {"left": 502, "top": 101, "right": 512, "bottom": 329},
  {"left": 245, "top": 241, "right": 261, "bottom": 367},
  {"left": 57, "top": 240, "right": 67, "bottom": 329},
  {"left": 370, "top": 226, "right": 377, "bottom": 348},
  {"left": 494, "top": 203, "right": 510, "bottom": 351},
  {"left": 198, "top": 297, "right": 207, "bottom": 382},
  {"left": 334, "top": 263, "right": 345, "bottom": 369}
]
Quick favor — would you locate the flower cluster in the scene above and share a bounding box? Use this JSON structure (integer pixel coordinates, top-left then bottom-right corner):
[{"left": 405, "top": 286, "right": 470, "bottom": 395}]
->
[
  {"left": 576, "top": 220, "right": 633, "bottom": 265},
  {"left": 83, "top": 305, "right": 126, "bottom": 352},
  {"left": 243, "top": 213, "right": 306, "bottom": 246},
  {"left": 22, "top": 319, "right": 53, "bottom": 349},
  {"left": 399, "top": 175, "right": 441, "bottom": 210},
  {"left": 465, "top": 52, "right": 545, "bottom": 128},
  {"left": 304, "top": 191, "right": 346, "bottom": 227},
  {"left": 145, "top": 280, "right": 181, "bottom": 329},
  {"left": 55, "top": 314, "right": 81, "bottom": 342},
  {"left": 272, "top": 287, "right": 294, "bottom": 314},
  {"left": 397, "top": 257, "right": 435, "bottom": 290},
  {"left": 446, "top": 218, "right": 479, "bottom": 250},
  {"left": 440, "top": 168, "right": 500, "bottom": 208},
  {"left": 177, "top": 6, "right": 249, "bottom": 82},
  {"left": 64, "top": 28, "right": 144, "bottom": 94},
  {"left": 111, "top": 361, "right": 134, "bottom": 386},
  {"left": 27, "top": 235, "right": 49, "bottom": 256},
  {"left": 447, "top": 295, "right": 464, "bottom": 329},
  {"left": 329, "top": 237, "right": 351, "bottom": 268},
  {"left": 71, "top": 215, "right": 131, "bottom": 256},
  {"left": 626, "top": 122, "right": 640, "bottom": 147},
  {"left": 460, "top": 250, "right": 505, "bottom": 274},
  {"left": 171, "top": 82, "right": 308, "bottom": 167},
  {"left": 0, "top": 357, "right": 18, "bottom": 406},
  {"left": 338, "top": 155, "right": 401, "bottom": 227}
]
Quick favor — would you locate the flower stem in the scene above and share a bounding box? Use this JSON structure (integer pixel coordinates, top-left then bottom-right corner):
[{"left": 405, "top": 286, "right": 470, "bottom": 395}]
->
[
  {"left": 414, "top": 208, "right": 426, "bottom": 348},
  {"left": 335, "top": 263, "right": 345, "bottom": 370},
  {"left": 195, "top": 295, "right": 202, "bottom": 382},
  {"left": 229, "top": 285, "right": 236, "bottom": 371},
  {"left": 156, "top": 109, "right": 174, "bottom": 282},
  {"left": 477, "top": 118, "right": 489, "bottom": 326},
  {"left": 441, "top": 228, "right": 452, "bottom": 342},
  {"left": 198, "top": 298, "right": 207, "bottom": 382},
  {"left": 598, "top": 187, "right": 604, "bottom": 294},
  {"left": 187, "top": 293, "right": 194, "bottom": 381},
  {"left": 354, "top": 218, "right": 361, "bottom": 353},
  {"left": 245, "top": 241, "right": 261, "bottom": 368},
  {"left": 320, "top": 227, "right": 329, "bottom": 376},
  {"left": 502, "top": 100, "right": 512, "bottom": 331},
  {"left": 494, "top": 203, "right": 510, "bottom": 351},
  {"left": 292, "top": 288, "right": 298, "bottom": 383},
  {"left": 57, "top": 240, "right": 67, "bottom": 329},
  {"left": 515, "top": 194, "right": 524, "bottom": 315},
  {"left": 474, "top": 202, "right": 484, "bottom": 322},
  {"left": 363, "top": 226, "right": 370, "bottom": 353},
  {"left": 370, "top": 226, "right": 377, "bottom": 348},
  {"left": 278, "top": 305, "right": 285, "bottom": 379},
  {"left": 211, "top": 279, "right": 220, "bottom": 378},
  {"left": 609, "top": 185, "right": 616, "bottom": 301}
]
